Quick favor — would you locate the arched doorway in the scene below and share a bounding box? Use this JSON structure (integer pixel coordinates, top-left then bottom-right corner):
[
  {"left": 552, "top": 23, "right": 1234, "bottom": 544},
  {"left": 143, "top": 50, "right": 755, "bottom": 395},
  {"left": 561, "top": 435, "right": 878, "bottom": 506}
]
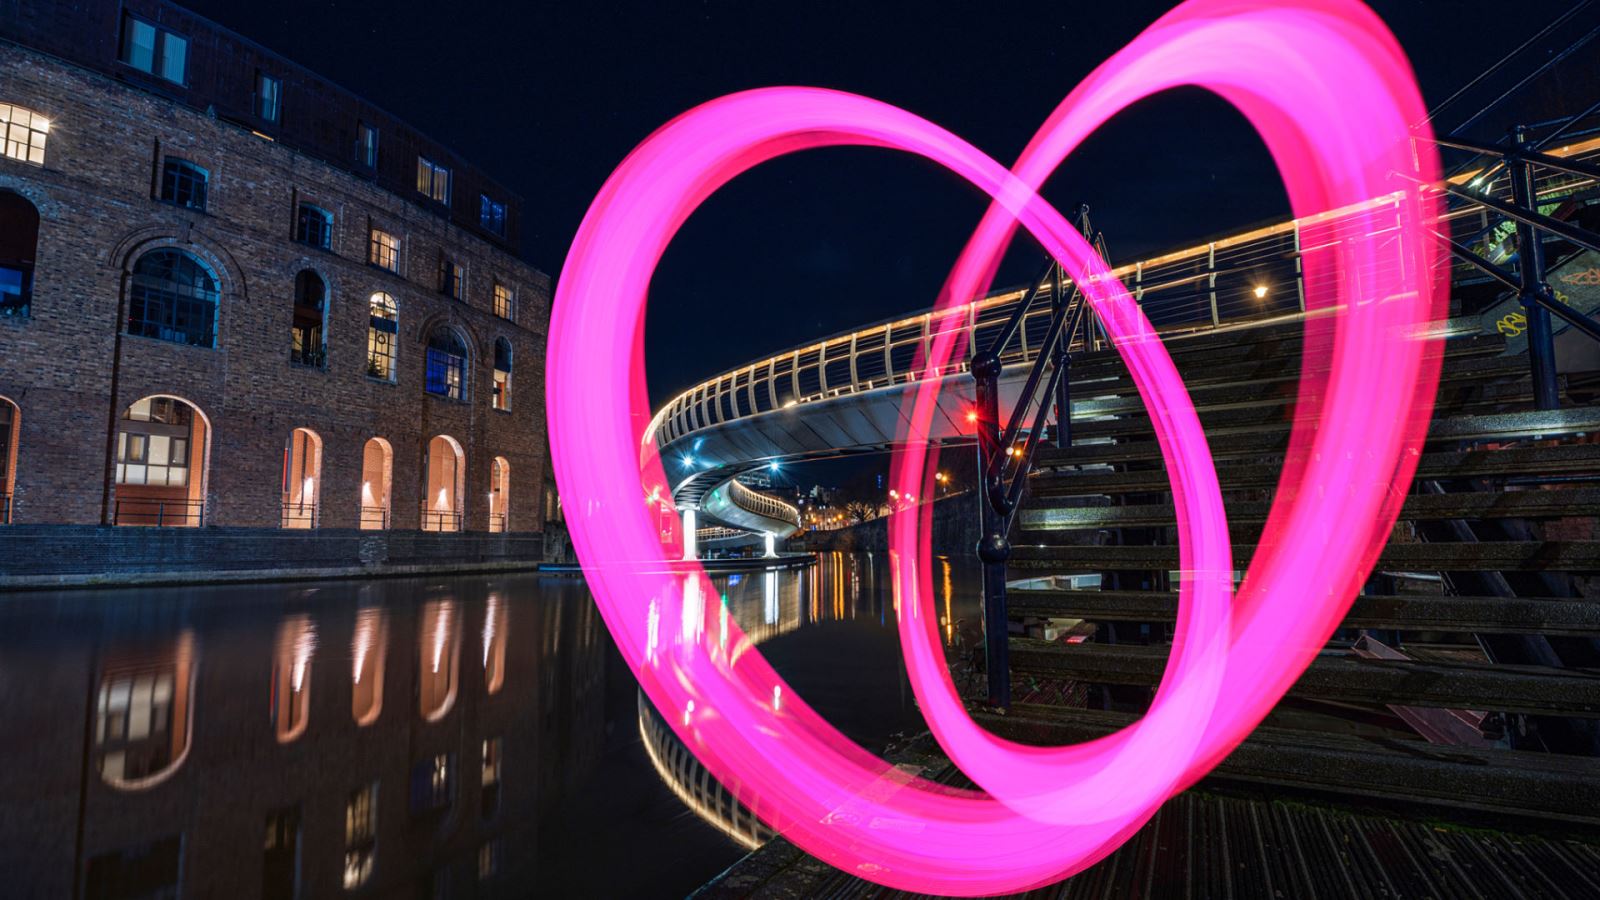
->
[
  {"left": 360, "top": 437, "right": 393, "bottom": 530},
  {"left": 281, "top": 427, "right": 322, "bottom": 528},
  {"left": 113, "top": 395, "right": 209, "bottom": 527},
  {"left": 422, "top": 435, "right": 464, "bottom": 532},
  {"left": 489, "top": 456, "right": 510, "bottom": 533},
  {"left": 0, "top": 396, "right": 16, "bottom": 524}
]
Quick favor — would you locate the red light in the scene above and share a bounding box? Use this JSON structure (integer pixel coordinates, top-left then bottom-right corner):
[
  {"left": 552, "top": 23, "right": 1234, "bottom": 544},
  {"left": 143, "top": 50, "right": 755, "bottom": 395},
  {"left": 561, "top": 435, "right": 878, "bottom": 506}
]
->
[{"left": 964, "top": 409, "right": 978, "bottom": 423}]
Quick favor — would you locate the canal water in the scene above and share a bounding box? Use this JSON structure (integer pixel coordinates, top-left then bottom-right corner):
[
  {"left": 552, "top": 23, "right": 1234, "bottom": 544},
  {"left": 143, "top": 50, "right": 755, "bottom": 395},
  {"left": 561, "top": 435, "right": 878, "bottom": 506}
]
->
[{"left": 0, "top": 551, "right": 981, "bottom": 899}]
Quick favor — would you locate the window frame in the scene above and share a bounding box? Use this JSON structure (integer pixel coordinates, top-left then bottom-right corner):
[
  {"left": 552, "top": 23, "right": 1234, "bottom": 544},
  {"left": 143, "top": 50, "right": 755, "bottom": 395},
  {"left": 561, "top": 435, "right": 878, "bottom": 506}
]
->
[
  {"left": 366, "top": 292, "right": 399, "bottom": 383},
  {"left": 295, "top": 203, "right": 333, "bottom": 250},
  {"left": 356, "top": 121, "right": 379, "bottom": 169},
  {"left": 0, "top": 104, "right": 49, "bottom": 167},
  {"left": 368, "top": 228, "right": 400, "bottom": 274},
  {"left": 119, "top": 13, "right": 188, "bottom": 86},
  {"left": 492, "top": 282, "right": 513, "bottom": 320},
  {"left": 478, "top": 194, "right": 506, "bottom": 237},
  {"left": 417, "top": 157, "right": 451, "bottom": 205},
  {"left": 439, "top": 257, "right": 464, "bottom": 301},
  {"left": 126, "top": 248, "right": 220, "bottom": 349},
  {"left": 424, "top": 329, "right": 468, "bottom": 402},
  {"left": 159, "top": 158, "right": 209, "bottom": 212},
  {"left": 256, "top": 71, "right": 282, "bottom": 124}
]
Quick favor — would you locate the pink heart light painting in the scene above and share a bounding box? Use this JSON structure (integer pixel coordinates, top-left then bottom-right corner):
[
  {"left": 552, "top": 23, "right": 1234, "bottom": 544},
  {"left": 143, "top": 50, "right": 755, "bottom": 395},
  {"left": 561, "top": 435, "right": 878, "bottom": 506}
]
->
[{"left": 547, "top": 0, "right": 1447, "bottom": 894}]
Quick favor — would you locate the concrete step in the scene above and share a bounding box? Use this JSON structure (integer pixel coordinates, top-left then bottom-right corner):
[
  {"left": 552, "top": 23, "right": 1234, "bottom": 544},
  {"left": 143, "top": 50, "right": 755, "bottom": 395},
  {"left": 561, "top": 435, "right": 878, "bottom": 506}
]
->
[
  {"left": 1019, "top": 487, "right": 1600, "bottom": 530},
  {"left": 976, "top": 705, "right": 1600, "bottom": 826},
  {"left": 1008, "top": 589, "right": 1600, "bottom": 637},
  {"left": 1006, "top": 638, "right": 1600, "bottom": 716},
  {"left": 1006, "top": 540, "right": 1600, "bottom": 572}
]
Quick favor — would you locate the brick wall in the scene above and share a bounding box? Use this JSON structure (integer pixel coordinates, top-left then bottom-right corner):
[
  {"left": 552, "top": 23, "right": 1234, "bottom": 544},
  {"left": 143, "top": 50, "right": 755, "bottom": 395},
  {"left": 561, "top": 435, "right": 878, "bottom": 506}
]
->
[{"left": 0, "top": 45, "right": 552, "bottom": 544}]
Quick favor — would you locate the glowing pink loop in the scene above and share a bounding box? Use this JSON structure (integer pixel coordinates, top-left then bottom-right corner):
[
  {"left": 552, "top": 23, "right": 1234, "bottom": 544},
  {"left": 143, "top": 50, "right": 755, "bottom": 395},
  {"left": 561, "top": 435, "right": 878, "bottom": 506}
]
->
[{"left": 547, "top": 0, "right": 1444, "bottom": 894}]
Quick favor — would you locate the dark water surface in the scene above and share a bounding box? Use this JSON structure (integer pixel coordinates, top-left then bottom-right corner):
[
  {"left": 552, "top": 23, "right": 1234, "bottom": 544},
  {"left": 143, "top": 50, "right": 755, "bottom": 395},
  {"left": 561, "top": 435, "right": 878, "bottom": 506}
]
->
[{"left": 0, "top": 552, "right": 980, "bottom": 899}]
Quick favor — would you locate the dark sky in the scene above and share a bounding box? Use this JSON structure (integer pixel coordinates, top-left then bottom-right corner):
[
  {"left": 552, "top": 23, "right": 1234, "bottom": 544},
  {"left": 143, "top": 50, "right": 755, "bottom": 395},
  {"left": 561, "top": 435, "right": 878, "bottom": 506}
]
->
[{"left": 183, "top": 0, "right": 1579, "bottom": 408}]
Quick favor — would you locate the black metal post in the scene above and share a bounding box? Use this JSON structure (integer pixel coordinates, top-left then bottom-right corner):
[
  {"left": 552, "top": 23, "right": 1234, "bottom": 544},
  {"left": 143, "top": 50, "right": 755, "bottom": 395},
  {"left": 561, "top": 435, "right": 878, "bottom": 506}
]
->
[
  {"left": 972, "top": 350, "right": 1010, "bottom": 709},
  {"left": 1051, "top": 263, "right": 1072, "bottom": 450},
  {"left": 1509, "top": 125, "right": 1561, "bottom": 410}
]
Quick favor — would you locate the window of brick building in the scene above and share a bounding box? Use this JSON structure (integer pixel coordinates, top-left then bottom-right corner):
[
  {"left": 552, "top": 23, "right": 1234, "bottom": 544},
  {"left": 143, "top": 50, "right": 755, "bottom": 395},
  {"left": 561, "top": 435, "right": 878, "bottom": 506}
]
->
[
  {"left": 291, "top": 271, "right": 327, "bottom": 368},
  {"left": 491, "top": 339, "right": 512, "bottom": 412},
  {"left": 119, "top": 14, "right": 188, "bottom": 85},
  {"left": 0, "top": 104, "right": 49, "bottom": 166},
  {"left": 0, "top": 191, "right": 38, "bottom": 318},
  {"left": 368, "top": 228, "right": 399, "bottom": 273},
  {"left": 366, "top": 292, "right": 398, "bottom": 381},
  {"left": 479, "top": 194, "right": 506, "bottom": 237},
  {"left": 127, "top": 249, "right": 218, "bottom": 348},
  {"left": 344, "top": 782, "right": 378, "bottom": 889},
  {"left": 424, "top": 328, "right": 467, "bottom": 401},
  {"left": 159, "top": 159, "right": 208, "bottom": 211},
  {"left": 295, "top": 203, "right": 332, "bottom": 250},
  {"left": 417, "top": 157, "right": 450, "bottom": 204},
  {"left": 492, "top": 282, "right": 512, "bottom": 320},
  {"left": 256, "top": 72, "right": 281, "bottom": 123},
  {"left": 439, "top": 257, "right": 464, "bottom": 300},
  {"left": 0, "top": 398, "right": 15, "bottom": 525},
  {"left": 356, "top": 121, "right": 379, "bottom": 168}
]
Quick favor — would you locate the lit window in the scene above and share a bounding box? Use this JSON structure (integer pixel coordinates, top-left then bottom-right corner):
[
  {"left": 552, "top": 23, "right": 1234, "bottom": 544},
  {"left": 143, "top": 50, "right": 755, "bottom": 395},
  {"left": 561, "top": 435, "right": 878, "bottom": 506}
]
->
[
  {"left": 425, "top": 329, "right": 467, "bottom": 401},
  {"left": 119, "top": 14, "right": 187, "bottom": 85},
  {"left": 479, "top": 194, "right": 506, "bottom": 236},
  {"left": 290, "top": 271, "right": 327, "bottom": 368},
  {"left": 491, "top": 339, "right": 512, "bottom": 412},
  {"left": 439, "top": 257, "right": 463, "bottom": 300},
  {"left": 159, "top": 158, "right": 208, "bottom": 211},
  {"left": 344, "top": 783, "right": 378, "bottom": 889},
  {"left": 417, "top": 157, "right": 450, "bottom": 204},
  {"left": 126, "top": 249, "right": 218, "bottom": 347},
  {"left": 411, "top": 752, "right": 454, "bottom": 814},
  {"left": 356, "top": 121, "right": 379, "bottom": 168},
  {"left": 116, "top": 399, "right": 194, "bottom": 489},
  {"left": 366, "top": 292, "right": 398, "bottom": 381},
  {"left": 295, "top": 203, "right": 332, "bottom": 250},
  {"left": 0, "top": 191, "right": 39, "bottom": 318},
  {"left": 257, "top": 72, "right": 281, "bottom": 123},
  {"left": 368, "top": 228, "right": 399, "bottom": 273},
  {"left": 0, "top": 104, "right": 49, "bottom": 166},
  {"left": 492, "top": 282, "right": 512, "bottom": 320}
]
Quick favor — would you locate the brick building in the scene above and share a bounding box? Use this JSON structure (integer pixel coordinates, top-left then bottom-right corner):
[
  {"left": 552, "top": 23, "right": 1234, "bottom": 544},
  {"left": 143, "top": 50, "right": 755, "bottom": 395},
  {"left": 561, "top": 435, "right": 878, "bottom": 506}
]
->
[{"left": 0, "top": 0, "right": 553, "bottom": 560}]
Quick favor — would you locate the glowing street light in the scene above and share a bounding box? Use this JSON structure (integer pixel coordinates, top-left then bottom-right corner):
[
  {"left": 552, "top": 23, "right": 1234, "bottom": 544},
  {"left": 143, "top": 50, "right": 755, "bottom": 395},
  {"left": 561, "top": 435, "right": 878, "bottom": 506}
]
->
[{"left": 1253, "top": 284, "right": 1269, "bottom": 299}]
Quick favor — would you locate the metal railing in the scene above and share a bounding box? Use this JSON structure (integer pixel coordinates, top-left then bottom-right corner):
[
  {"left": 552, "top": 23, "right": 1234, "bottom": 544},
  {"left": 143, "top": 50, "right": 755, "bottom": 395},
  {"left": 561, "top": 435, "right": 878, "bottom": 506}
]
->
[
  {"left": 488, "top": 512, "right": 508, "bottom": 533},
  {"left": 419, "top": 507, "right": 463, "bottom": 532},
  {"left": 289, "top": 346, "right": 327, "bottom": 369},
  {"left": 280, "top": 501, "right": 319, "bottom": 529},
  {"left": 645, "top": 133, "right": 1600, "bottom": 453},
  {"left": 0, "top": 491, "right": 10, "bottom": 524},
  {"left": 113, "top": 498, "right": 205, "bottom": 527},
  {"left": 727, "top": 479, "right": 802, "bottom": 528},
  {"left": 359, "top": 505, "right": 390, "bottom": 530}
]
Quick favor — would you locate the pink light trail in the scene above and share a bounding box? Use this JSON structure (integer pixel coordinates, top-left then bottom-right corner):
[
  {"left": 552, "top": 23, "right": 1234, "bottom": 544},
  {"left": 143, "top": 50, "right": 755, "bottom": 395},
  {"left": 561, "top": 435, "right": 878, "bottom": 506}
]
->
[{"left": 546, "top": 1, "right": 1446, "bottom": 894}]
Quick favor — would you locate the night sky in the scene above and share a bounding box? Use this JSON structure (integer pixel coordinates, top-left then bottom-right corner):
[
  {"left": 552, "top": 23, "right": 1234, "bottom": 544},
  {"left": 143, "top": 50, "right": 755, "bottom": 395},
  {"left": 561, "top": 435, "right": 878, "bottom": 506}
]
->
[{"left": 183, "top": 0, "right": 1579, "bottom": 409}]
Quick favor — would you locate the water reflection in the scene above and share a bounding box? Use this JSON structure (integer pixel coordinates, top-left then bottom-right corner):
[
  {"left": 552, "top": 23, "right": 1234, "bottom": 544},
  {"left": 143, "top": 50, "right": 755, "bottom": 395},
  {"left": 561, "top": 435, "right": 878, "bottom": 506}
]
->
[{"left": 0, "top": 574, "right": 605, "bottom": 899}]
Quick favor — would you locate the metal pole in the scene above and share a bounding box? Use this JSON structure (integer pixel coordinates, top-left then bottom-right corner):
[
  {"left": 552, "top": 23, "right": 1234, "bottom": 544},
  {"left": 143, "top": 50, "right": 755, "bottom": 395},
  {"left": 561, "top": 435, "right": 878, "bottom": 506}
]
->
[
  {"left": 1051, "top": 262, "right": 1072, "bottom": 450},
  {"left": 972, "top": 350, "right": 1010, "bottom": 709},
  {"left": 1509, "top": 125, "right": 1561, "bottom": 410}
]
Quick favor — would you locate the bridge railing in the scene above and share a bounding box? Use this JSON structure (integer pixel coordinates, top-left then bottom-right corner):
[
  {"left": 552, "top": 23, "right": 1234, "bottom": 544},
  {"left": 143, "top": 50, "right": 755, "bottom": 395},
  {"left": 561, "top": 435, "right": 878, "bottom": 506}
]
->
[
  {"left": 727, "top": 478, "right": 801, "bottom": 528},
  {"left": 647, "top": 132, "right": 1600, "bottom": 453}
]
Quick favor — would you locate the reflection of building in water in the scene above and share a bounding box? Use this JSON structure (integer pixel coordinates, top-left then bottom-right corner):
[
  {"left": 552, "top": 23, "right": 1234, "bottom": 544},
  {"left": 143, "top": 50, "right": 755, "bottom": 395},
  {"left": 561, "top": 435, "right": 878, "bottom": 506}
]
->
[{"left": 0, "top": 577, "right": 605, "bottom": 898}]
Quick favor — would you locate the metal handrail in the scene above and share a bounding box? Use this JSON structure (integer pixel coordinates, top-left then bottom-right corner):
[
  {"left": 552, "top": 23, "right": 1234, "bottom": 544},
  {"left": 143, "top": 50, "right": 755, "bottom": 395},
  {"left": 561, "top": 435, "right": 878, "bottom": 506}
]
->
[
  {"left": 112, "top": 498, "right": 205, "bottom": 527},
  {"left": 419, "top": 507, "right": 463, "bottom": 532},
  {"left": 727, "top": 479, "right": 801, "bottom": 528},
  {"left": 280, "top": 501, "right": 319, "bottom": 529},
  {"left": 358, "top": 505, "right": 390, "bottom": 530},
  {"left": 488, "top": 512, "right": 509, "bottom": 533},
  {"left": 646, "top": 135, "right": 1600, "bottom": 453}
]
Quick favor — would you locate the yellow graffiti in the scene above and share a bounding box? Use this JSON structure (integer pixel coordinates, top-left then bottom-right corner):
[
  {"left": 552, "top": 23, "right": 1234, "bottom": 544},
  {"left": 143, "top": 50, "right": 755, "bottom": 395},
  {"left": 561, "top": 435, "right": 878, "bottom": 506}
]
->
[{"left": 1497, "top": 311, "right": 1527, "bottom": 337}]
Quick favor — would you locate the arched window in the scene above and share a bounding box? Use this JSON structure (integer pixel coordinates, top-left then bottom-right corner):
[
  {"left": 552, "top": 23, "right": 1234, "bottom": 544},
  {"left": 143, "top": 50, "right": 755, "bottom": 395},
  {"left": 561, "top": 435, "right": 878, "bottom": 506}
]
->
[
  {"left": 295, "top": 203, "right": 332, "bottom": 249},
  {"left": 114, "top": 396, "right": 208, "bottom": 527},
  {"left": 489, "top": 456, "right": 509, "bottom": 533},
  {"left": 360, "top": 437, "right": 393, "bottom": 530},
  {"left": 366, "top": 292, "right": 398, "bottom": 381},
  {"left": 491, "top": 338, "right": 512, "bottom": 411},
  {"left": 0, "top": 191, "right": 40, "bottom": 318},
  {"left": 127, "top": 250, "right": 219, "bottom": 347},
  {"left": 423, "top": 435, "right": 464, "bottom": 532},
  {"left": 159, "top": 158, "right": 208, "bottom": 211},
  {"left": 0, "top": 397, "right": 16, "bottom": 524},
  {"left": 291, "top": 271, "right": 327, "bottom": 368},
  {"left": 0, "top": 104, "right": 49, "bottom": 165},
  {"left": 281, "top": 427, "right": 322, "bottom": 528},
  {"left": 425, "top": 328, "right": 467, "bottom": 401}
]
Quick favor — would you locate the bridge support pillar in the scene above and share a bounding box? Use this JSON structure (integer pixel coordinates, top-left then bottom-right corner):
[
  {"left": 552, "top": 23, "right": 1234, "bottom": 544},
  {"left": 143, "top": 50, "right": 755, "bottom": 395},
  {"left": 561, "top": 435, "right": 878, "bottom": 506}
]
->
[
  {"left": 682, "top": 508, "right": 698, "bottom": 561},
  {"left": 764, "top": 532, "right": 777, "bottom": 558}
]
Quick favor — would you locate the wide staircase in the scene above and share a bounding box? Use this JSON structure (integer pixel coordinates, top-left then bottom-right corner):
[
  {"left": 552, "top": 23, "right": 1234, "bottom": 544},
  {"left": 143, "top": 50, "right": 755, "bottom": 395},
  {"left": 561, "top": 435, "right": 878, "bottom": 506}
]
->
[{"left": 975, "top": 316, "right": 1600, "bottom": 833}]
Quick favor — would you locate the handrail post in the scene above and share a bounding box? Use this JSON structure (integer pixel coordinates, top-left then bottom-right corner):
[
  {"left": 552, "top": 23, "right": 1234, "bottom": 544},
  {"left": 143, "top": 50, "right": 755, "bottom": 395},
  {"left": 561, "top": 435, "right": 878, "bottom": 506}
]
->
[
  {"left": 1509, "top": 125, "right": 1561, "bottom": 410},
  {"left": 972, "top": 349, "right": 1010, "bottom": 709}
]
